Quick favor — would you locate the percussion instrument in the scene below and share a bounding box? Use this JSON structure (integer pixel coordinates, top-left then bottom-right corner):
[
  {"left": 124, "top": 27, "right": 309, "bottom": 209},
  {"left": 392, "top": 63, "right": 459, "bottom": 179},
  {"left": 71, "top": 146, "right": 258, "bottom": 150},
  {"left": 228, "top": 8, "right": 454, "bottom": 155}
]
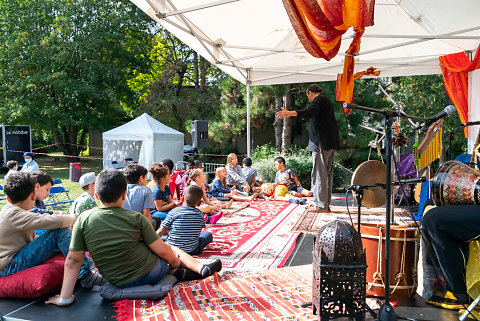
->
[
  {"left": 432, "top": 160, "right": 480, "bottom": 206},
  {"left": 359, "top": 223, "right": 420, "bottom": 298},
  {"left": 351, "top": 160, "right": 386, "bottom": 208}
]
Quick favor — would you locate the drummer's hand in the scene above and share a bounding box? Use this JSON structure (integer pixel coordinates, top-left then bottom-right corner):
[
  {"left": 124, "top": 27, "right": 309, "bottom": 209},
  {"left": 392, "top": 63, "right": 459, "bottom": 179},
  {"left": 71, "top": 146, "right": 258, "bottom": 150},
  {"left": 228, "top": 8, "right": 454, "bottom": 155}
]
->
[{"left": 45, "top": 294, "right": 75, "bottom": 306}]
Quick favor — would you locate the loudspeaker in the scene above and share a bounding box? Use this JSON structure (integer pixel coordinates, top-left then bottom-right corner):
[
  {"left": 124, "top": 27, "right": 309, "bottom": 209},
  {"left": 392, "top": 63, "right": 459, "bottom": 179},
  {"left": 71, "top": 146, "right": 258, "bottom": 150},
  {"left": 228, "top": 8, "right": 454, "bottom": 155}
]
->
[{"left": 192, "top": 120, "right": 209, "bottom": 148}]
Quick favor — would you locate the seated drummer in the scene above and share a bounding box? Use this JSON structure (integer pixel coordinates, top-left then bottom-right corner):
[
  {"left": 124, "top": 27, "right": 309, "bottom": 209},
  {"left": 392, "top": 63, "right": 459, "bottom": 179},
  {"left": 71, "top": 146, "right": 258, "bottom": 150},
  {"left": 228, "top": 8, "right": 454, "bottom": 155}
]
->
[
  {"left": 422, "top": 202, "right": 480, "bottom": 304},
  {"left": 46, "top": 169, "right": 222, "bottom": 306}
]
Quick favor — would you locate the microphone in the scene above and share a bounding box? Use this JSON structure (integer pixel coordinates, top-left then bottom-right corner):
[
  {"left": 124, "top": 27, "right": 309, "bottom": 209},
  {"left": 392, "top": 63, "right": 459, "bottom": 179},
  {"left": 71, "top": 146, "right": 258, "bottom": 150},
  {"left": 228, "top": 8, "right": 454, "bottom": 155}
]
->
[{"left": 415, "top": 105, "right": 456, "bottom": 130}]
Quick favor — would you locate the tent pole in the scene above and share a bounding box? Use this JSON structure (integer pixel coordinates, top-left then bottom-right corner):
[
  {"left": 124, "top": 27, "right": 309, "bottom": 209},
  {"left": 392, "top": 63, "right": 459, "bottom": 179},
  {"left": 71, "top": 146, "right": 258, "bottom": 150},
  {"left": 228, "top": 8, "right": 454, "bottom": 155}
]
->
[{"left": 246, "top": 83, "right": 251, "bottom": 157}]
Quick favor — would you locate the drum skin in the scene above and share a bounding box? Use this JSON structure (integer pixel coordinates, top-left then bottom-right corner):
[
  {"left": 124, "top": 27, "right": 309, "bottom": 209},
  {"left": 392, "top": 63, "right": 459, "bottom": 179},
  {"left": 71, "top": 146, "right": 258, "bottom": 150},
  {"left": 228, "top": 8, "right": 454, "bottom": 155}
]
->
[
  {"left": 432, "top": 160, "right": 480, "bottom": 206},
  {"left": 358, "top": 223, "right": 419, "bottom": 298}
]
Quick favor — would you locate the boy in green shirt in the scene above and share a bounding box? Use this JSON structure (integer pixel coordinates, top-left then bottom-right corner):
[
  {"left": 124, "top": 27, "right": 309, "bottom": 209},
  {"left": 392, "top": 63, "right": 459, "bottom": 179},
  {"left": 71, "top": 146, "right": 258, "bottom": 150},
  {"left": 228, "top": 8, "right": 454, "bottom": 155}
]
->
[{"left": 47, "top": 169, "right": 221, "bottom": 306}]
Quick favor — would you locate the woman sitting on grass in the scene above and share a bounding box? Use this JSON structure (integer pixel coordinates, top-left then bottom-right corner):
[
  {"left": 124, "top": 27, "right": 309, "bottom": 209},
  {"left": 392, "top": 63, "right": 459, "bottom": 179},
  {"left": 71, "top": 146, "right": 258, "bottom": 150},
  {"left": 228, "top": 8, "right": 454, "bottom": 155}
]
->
[{"left": 211, "top": 167, "right": 257, "bottom": 202}]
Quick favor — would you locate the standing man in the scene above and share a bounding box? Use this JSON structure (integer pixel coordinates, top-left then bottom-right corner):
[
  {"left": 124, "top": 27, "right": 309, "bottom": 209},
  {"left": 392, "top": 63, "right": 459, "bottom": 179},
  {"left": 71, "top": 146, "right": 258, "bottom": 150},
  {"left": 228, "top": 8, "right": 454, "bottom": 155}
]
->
[{"left": 276, "top": 84, "right": 340, "bottom": 213}]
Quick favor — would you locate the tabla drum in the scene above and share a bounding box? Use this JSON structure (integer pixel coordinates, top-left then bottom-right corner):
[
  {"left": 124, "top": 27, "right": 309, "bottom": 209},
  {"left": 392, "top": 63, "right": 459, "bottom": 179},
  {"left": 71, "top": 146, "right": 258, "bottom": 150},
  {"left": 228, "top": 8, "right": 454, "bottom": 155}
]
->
[
  {"left": 358, "top": 223, "right": 420, "bottom": 298},
  {"left": 432, "top": 160, "right": 480, "bottom": 206}
]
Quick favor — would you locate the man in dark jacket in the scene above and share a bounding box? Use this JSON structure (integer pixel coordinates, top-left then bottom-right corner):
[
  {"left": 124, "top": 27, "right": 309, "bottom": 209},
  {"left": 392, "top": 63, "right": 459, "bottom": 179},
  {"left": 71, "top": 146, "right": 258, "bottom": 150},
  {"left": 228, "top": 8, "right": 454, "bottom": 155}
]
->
[{"left": 276, "top": 84, "right": 340, "bottom": 212}]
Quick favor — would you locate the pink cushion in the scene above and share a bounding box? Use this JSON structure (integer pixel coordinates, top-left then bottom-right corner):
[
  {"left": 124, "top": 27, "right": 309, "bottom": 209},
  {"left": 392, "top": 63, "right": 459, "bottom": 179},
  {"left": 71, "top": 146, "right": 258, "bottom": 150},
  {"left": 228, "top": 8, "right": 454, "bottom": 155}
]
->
[{"left": 0, "top": 254, "right": 65, "bottom": 299}]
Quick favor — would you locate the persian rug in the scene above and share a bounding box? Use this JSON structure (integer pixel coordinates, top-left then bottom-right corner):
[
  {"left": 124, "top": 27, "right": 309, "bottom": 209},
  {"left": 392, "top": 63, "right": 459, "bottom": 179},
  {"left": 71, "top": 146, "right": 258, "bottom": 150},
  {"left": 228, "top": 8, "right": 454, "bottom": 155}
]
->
[
  {"left": 196, "top": 200, "right": 303, "bottom": 272},
  {"left": 113, "top": 265, "right": 316, "bottom": 321},
  {"left": 290, "top": 205, "right": 416, "bottom": 235}
]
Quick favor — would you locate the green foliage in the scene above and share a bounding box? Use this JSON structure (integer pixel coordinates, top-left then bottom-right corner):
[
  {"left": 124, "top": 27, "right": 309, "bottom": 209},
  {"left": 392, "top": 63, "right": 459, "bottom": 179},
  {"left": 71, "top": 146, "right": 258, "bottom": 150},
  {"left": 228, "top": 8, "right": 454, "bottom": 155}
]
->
[
  {"left": 0, "top": 0, "right": 156, "bottom": 155},
  {"left": 251, "top": 144, "right": 347, "bottom": 190}
]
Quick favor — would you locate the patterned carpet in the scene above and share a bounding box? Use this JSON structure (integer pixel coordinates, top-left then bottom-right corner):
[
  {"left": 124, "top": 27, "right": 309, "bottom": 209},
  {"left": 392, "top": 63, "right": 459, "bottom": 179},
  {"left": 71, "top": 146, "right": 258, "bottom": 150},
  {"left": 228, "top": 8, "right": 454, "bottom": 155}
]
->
[
  {"left": 195, "top": 200, "right": 304, "bottom": 272},
  {"left": 113, "top": 265, "right": 316, "bottom": 321},
  {"left": 290, "top": 205, "right": 416, "bottom": 235}
]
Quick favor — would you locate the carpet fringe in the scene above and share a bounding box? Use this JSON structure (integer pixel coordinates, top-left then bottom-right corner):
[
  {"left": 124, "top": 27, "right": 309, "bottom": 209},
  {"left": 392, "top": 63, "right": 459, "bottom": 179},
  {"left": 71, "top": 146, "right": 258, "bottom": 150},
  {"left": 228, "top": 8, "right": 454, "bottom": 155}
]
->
[{"left": 112, "top": 299, "right": 129, "bottom": 321}]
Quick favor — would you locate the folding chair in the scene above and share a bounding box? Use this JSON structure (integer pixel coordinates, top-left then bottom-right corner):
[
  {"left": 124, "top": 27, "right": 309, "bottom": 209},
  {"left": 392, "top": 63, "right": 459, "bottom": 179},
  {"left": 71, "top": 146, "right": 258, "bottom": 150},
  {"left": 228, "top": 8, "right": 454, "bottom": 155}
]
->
[
  {"left": 0, "top": 185, "right": 6, "bottom": 201},
  {"left": 53, "top": 179, "right": 70, "bottom": 192},
  {"left": 45, "top": 186, "right": 74, "bottom": 209}
]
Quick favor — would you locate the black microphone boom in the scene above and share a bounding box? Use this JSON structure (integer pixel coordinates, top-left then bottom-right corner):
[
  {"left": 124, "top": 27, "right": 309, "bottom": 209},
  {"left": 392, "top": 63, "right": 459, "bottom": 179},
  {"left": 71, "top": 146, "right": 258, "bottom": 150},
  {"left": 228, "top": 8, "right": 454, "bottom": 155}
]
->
[{"left": 414, "top": 105, "right": 456, "bottom": 130}]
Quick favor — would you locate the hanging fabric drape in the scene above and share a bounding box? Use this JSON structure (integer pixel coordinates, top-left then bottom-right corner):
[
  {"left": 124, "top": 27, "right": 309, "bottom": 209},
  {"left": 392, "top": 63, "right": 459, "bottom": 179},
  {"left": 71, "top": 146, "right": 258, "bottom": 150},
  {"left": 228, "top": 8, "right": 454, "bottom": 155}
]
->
[
  {"left": 337, "top": 65, "right": 380, "bottom": 113},
  {"left": 439, "top": 43, "right": 480, "bottom": 137},
  {"left": 283, "top": 0, "right": 375, "bottom": 113}
]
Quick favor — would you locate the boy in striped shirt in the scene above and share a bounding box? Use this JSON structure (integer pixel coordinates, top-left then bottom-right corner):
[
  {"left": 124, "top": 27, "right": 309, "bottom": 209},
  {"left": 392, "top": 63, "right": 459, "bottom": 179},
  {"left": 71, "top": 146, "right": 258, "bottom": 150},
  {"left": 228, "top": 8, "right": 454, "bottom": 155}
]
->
[{"left": 156, "top": 185, "right": 213, "bottom": 255}]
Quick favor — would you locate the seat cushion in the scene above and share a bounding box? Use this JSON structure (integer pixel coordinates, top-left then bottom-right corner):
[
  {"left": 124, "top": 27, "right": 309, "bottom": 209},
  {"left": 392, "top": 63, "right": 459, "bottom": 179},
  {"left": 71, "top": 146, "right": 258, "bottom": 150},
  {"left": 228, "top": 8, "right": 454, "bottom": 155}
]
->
[
  {"left": 99, "top": 274, "right": 177, "bottom": 300},
  {"left": 0, "top": 254, "right": 65, "bottom": 299}
]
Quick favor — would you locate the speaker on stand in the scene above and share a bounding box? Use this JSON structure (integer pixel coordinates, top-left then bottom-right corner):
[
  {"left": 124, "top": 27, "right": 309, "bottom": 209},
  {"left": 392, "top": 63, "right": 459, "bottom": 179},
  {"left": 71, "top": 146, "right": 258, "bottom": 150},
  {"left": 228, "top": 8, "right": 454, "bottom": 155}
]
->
[{"left": 192, "top": 120, "right": 209, "bottom": 168}]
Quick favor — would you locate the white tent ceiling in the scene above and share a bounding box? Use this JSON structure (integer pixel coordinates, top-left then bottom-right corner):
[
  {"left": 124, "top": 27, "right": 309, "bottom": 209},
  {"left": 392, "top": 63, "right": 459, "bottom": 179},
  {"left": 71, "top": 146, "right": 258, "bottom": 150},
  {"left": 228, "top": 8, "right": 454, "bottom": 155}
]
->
[{"left": 130, "top": 0, "right": 480, "bottom": 86}]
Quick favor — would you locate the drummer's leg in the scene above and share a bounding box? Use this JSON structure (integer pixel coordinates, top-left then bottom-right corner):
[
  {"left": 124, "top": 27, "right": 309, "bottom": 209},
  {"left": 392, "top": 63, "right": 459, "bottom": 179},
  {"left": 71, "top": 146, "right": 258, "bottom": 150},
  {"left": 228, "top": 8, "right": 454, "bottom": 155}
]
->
[{"left": 422, "top": 205, "right": 480, "bottom": 301}]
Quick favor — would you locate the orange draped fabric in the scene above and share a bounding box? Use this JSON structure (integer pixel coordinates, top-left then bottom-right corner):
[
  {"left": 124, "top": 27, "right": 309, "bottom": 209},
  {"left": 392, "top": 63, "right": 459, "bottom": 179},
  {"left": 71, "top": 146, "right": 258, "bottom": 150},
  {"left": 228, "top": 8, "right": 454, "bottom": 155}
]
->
[
  {"left": 337, "top": 65, "right": 380, "bottom": 113},
  {"left": 439, "top": 44, "right": 480, "bottom": 137},
  {"left": 283, "top": 0, "right": 375, "bottom": 112}
]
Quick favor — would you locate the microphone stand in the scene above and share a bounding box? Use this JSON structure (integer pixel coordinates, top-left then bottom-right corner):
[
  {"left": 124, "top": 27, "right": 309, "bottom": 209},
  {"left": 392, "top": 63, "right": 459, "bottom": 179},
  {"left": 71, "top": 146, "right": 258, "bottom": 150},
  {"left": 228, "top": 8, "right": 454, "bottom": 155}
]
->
[{"left": 343, "top": 103, "right": 424, "bottom": 321}]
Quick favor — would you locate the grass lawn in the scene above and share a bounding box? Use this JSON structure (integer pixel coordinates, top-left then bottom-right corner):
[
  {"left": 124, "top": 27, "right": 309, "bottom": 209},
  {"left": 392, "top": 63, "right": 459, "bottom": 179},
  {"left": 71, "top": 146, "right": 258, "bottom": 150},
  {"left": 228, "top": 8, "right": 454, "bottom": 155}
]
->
[{"left": 0, "top": 154, "right": 104, "bottom": 211}]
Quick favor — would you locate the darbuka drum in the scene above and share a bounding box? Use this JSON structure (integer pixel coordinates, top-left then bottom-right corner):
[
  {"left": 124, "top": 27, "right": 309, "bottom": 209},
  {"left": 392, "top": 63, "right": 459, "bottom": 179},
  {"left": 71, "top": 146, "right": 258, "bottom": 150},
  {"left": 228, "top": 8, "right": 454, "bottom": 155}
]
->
[
  {"left": 432, "top": 160, "right": 480, "bottom": 206},
  {"left": 358, "top": 223, "right": 419, "bottom": 298}
]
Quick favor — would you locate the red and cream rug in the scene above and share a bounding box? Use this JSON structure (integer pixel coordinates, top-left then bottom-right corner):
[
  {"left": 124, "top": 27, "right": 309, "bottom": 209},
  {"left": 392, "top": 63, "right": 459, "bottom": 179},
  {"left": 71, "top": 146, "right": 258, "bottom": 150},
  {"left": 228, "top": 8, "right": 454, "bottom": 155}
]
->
[
  {"left": 196, "top": 200, "right": 303, "bottom": 272},
  {"left": 113, "top": 265, "right": 316, "bottom": 321}
]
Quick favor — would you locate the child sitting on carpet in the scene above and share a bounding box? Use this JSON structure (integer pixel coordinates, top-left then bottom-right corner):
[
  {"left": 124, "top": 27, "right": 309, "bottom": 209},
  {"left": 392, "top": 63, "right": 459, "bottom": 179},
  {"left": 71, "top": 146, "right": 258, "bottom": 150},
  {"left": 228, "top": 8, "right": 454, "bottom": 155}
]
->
[
  {"left": 0, "top": 172, "right": 100, "bottom": 288},
  {"left": 178, "top": 161, "right": 196, "bottom": 198},
  {"left": 69, "top": 172, "right": 97, "bottom": 216},
  {"left": 46, "top": 169, "right": 222, "bottom": 306},
  {"left": 187, "top": 169, "right": 228, "bottom": 224},
  {"left": 123, "top": 164, "right": 156, "bottom": 227},
  {"left": 149, "top": 165, "right": 181, "bottom": 221},
  {"left": 160, "top": 159, "right": 183, "bottom": 200},
  {"left": 274, "top": 157, "right": 312, "bottom": 198},
  {"left": 253, "top": 183, "right": 307, "bottom": 204},
  {"left": 211, "top": 167, "right": 257, "bottom": 202},
  {"left": 241, "top": 157, "right": 263, "bottom": 189},
  {"left": 157, "top": 185, "right": 213, "bottom": 255}
]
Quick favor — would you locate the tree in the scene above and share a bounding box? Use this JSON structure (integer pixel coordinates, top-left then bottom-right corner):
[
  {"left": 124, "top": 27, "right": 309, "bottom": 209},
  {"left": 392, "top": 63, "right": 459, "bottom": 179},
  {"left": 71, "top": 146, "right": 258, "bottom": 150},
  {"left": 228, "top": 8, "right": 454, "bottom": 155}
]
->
[
  {"left": 127, "top": 28, "right": 224, "bottom": 132},
  {"left": 0, "top": 0, "right": 155, "bottom": 155}
]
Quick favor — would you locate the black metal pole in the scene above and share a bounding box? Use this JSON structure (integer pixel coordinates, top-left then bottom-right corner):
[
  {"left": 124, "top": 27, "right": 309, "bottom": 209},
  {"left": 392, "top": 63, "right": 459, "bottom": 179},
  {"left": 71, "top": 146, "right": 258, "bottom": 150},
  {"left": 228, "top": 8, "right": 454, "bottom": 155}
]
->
[{"left": 377, "top": 111, "right": 397, "bottom": 321}]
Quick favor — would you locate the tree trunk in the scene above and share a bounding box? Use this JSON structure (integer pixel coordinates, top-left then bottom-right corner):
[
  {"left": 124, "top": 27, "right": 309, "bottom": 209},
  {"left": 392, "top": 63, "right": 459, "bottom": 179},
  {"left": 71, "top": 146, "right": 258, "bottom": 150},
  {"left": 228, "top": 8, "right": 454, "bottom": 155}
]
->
[
  {"left": 274, "top": 96, "right": 283, "bottom": 152},
  {"left": 281, "top": 88, "right": 292, "bottom": 154},
  {"left": 200, "top": 56, "right": 207, "bottom": 92},
  {"left": 193, "top": 52, "right": 199, "bottom": 92}
]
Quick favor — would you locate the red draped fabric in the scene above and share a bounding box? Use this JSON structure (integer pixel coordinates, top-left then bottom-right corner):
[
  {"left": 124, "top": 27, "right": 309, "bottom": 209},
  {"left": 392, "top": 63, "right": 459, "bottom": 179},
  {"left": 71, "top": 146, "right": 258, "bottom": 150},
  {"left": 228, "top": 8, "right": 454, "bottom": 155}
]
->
[
  {"left": 439, "top": 44, "right": 480, "bottom": 137},
  {"left": 283, "top": 0, "right": 375, "bottom": 113}
]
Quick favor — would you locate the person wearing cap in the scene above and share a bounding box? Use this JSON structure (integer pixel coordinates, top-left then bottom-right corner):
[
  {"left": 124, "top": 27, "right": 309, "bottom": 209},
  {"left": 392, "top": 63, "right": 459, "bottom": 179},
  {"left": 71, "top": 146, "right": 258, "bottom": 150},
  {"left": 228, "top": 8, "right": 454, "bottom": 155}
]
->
[
  {"left": 20, "top": 152, "right": 39, "bottom": 173},
  {"left": 69, "top": 172, "right": 97, "bottom": 216}
]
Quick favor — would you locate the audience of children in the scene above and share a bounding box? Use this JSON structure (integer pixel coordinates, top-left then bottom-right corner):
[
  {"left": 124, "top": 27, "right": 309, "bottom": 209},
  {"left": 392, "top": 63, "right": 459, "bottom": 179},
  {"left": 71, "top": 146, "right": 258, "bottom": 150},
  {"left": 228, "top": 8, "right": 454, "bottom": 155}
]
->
[
  {"left": 149, "top": 165, "right": 181, "bottom": 221},
  {"left": 46, "top": 169, "right": 222, "bottom": 306},
  {"left": 226, "top": 153, "right": 250, "bottom": 192},
  {"left": 241, "top": 157, "right": 263, "bottom": 188},
  {"left": 5, "top": 160, "right": 18, "bottom": 180},
  {"left": 211, "top": 167, "right": 257, "bottom": 202},
  {"left": 20, "top": 152, "right": 39, "bottom": 173},
  {"left": 274, "top": 157, "right": 312, "bottom": 198},
  {"left": 157, "top": 185, "right": 213, "bottom": 255},
  {"left": 122, "top": 165, "right": 156, "bottom": 227},
  {"left": 0, "top": 172, "right": 101, "bottom": 288},
  {"left": 187, "top": 169, "right": 226, "bottom": 224},
  {"left": 69, "top": 172, "right": 97, "bottom": 216}
]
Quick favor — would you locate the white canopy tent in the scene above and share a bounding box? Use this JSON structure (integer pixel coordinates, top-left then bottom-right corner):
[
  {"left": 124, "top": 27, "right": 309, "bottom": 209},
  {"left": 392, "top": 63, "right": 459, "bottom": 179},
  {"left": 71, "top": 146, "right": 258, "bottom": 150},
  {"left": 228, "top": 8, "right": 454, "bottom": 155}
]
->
[
  {"left": 130, "top": 0, "right": 480, "bottom": 152},
  {"left": 103, "top": 113, "right": 184, "bottom": 170}
]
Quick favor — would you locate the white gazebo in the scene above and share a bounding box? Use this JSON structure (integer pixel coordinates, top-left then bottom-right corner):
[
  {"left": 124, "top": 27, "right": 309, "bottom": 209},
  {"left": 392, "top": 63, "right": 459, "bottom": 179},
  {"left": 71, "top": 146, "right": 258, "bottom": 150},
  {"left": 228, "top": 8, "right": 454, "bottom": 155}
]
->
[
  {"left": 130, "top": 0, "right": 480, "bottom": 152},
  {"left": 102, "top": 113, "right": 184, "bottom": 170}
]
